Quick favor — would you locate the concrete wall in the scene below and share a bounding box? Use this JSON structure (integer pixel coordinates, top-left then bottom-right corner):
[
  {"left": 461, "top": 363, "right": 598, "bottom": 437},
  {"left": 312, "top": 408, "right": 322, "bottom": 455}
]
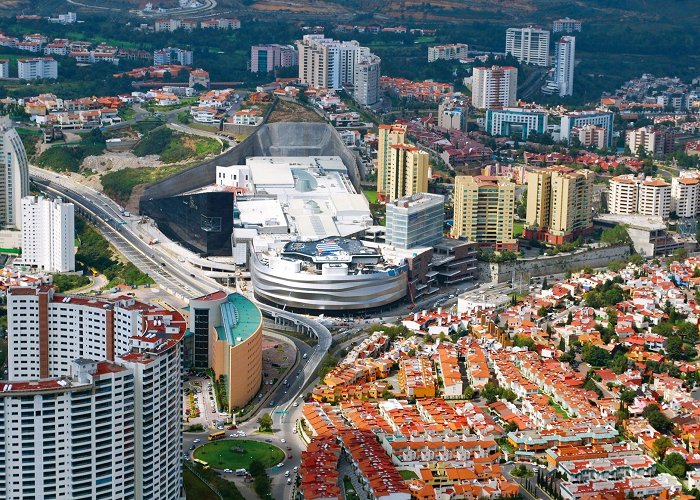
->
[{"left": 478, "top": 245, "right": 631, "bottom": 283}]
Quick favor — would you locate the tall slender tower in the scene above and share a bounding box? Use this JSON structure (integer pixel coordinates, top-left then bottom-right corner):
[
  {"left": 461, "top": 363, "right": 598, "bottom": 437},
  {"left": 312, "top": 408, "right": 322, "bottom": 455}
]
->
[
  {"left": 0, "top": 116, "right": 29, "bottom": 229},
  {"left": 554, "top": 36, "right": 575, "bottom": 97},
  {"left": 376, "top": 123, "right": 407, "bottom": 199}
]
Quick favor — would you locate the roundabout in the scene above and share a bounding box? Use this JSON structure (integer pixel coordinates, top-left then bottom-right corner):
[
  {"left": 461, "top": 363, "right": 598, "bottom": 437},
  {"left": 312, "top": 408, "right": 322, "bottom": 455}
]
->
[{"left": 193, "top": 439, "right": 285, "bottom": 470}]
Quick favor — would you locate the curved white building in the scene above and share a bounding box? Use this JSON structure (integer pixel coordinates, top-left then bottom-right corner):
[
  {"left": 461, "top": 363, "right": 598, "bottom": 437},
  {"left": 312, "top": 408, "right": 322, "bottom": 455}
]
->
[
  {"left": 251, "top": 238, "right": 408, "bottom": 311},
  {"left": 0, "top": 116, "right": 29, "bottom": 229},
  {"left": 0, "top": 286, "right": 186, "bottom": 500}
]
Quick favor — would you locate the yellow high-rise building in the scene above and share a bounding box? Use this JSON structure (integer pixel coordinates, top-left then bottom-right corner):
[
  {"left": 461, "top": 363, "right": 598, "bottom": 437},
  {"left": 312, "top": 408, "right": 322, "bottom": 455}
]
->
[
  {"left": 377, "top": 123, "right": 407, "bottom": 198},
  {"left": 524, "top": 166, "right": 593, "bottom": 244},
  {"left": 385, "top": 144, "right": 429, "bottom": 202},
  {"left": 451, "top": 175, "right": 516, "bottom": 250}
]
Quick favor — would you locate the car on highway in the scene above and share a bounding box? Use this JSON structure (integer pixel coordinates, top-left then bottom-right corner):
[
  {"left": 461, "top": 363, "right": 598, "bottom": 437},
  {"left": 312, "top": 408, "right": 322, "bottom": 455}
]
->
[
  {"left": 280, "top": 438, "right": 286, "bottom": 443},
  {"left": 287, "top": 478, "right": 292, "bottom": 484},
  {"left": 287, "top": 446, "right": 292, "bottom": 451},
  {"left": 188, "top": 445, "right": 195, "bottom": 451},
  {"left": 284, "top": 470, "right": 290, "bottom": 477},
  {"left": 276, "top": 462, "right": 284, "bottom": 468},
  {"left": 192, "top": 438, "right": 201, "bottom": 443},
  {"left": 293, "top": 402, "right": 299, "bottom": 407}
]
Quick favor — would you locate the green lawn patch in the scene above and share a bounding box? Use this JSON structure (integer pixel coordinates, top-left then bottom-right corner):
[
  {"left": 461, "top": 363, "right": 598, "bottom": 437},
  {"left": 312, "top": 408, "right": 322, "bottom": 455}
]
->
[
  {"left": 548, "top": 397, "right": 570, "bottom": 419},
  {"left": 513, "top": 222, "right": 524, "bottom": 238},
  {"left": 363, "top": 189, "right": 378, "bottom": 204},
  {"left": 185, "top": 463, "right": 246, "bottom": 500},
  {"left": 132, "top": 126, "right": 223, "bottom": 164},
  {"left": 193, "top": 440, "right": 284, "bottom": 470},
  {"left": 399, "top": 470, "right": 418, "bottom": 480},
  {"left": 52, "top": 274, "right": 91, "bottom": 292},
  {"left": 101, "top": 163, "right": 194, "bottom": 202},
  {"left": 183, "top": 468, "right": 219, "bottom": 500}
]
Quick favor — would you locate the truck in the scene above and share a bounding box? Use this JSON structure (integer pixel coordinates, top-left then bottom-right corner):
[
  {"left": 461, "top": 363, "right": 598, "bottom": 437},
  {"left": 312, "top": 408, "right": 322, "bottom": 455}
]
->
[
  {"left": 148, "top": 238, "right": 159, "bottom": 245},
  {"left": 235, "top": 469, "right": 247, "bottom": 476}
]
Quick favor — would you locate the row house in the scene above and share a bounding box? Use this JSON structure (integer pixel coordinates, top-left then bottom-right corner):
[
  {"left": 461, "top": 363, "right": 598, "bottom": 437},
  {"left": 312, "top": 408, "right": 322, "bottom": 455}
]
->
[{"left": 558, "top": 454, "right": 656, "bottom": 484}]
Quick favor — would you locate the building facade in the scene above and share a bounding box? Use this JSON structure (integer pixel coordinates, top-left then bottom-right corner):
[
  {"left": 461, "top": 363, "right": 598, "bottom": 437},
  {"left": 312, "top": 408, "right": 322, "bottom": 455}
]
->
[
  {"left": 428, "top": 43, "right": 468, "bottom": 62},
  {"left": 524, "top": 167, "right": 594, "bottom": 244},
  {"left": 18, "top": 57, "right": 57, "bottom": 80},
  {"left": 553, "top": 18, "right": 582, "bottom": 33},
  {"left": 471, "top": 65, "right": 518, "bottom": 110},
  {"left": 671, "top": 171, "right": 700, "bottom": 218},
  {"left": 0, "top": 59, "right": 8, "bottom": 78},
  {"left": 609, "top": 175, "right": 640, "bottom": 215},
  {"left": 638, "top": 178, "right": 671, "bottom": 219},
  {"left": 20, "top": 196, "right": 75, "bottom": 272},
  {"left": 385, "top": 144, "right": 430, "bottom": 202},
  {"left": 385, "top": 193, "right": 445, "bottom": 249},
  {"left": 485, "top": 108, "right": 548, "bottom": 140},
  {"left": 560, "top": 111, "right": 614, "bottom": 149},
  {"left": 505, "top": 27, "right": 550, "bottom": 66},
  {"left": 296, "top": 35, "right": 375, "bottom": 91},
  {"left": 553, "top": 36, "right": 575, "bottom": 97},
  {"left": 626, "top": 126, "right": 673, "bottom": 157},
  {"left": 377, "top": 123, "right": 407, "bottom": 199},
  {"left": 250, "top": 44, "right": 298, "bottom": 73},
  {"left": 1, "top": 286, "right": 186, "bottom": 500},
  {"left": 0, "top": 117, "right": 29, "bottom": 230},
  {"left": 452, "top": 175, "right": 516, "bottom": 250},
  {"left": 573, "top": 124, "right": 608, "bottom": 150},
  {"left": 153, "top": 47, "right": 193, "bottom": 66},
  {"left": 353, "top": 54, "right": 381, "bottom": 106}
]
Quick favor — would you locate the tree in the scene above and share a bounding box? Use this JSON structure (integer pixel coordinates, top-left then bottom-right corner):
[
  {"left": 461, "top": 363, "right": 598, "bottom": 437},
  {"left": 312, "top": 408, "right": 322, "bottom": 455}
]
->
[
  {"left": 652, "top": 436, "right": 673, "bottom": 459},
  {"left": 254, "top": 475, "right": 271, "bottom": 497},
  {"left": 620, "top": 389, "right": 637, "bottom": 407},
  {"left": 566, "top": 311, "right": 573, "bottom": 326},
  {"left": 643, "top": 404, "right": 674, "bottom": 434},
  {"left": 514, "top": 335, "right": 537, "bottom": 351},
  {"left": 249, "top": 459, "right": 265, "bottom": 477},
  {"left": 665, "top": 336, "right": 684, "bottom": 360},
  {"left": 537, "top": 306, "right": 549, "bottom": 318},
  {"left": 257, "top": 412, "right": 273, "bottom": 432},
  {"left": 600, "top": 226, "right": 631, "bottom": 246},
  {"left": 558, "top": 337, "right": 566, "bottom": 351},
  {"left": 663, "top": 452, "right": 688, "bottom": 478},
  {"left": 463, "top": 386, "right": 475, "bottom": 400}
]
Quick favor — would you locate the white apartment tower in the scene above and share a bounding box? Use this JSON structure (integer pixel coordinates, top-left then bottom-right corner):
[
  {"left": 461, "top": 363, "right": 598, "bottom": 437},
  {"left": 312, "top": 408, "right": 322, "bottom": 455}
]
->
[
  {"left": 505, "top": 27, "right": 550, "bottom": 66},
  {"left": 638, "top": 178, "right": 671, "bottom": 219},
  {"left": 609, "top": 175, "right": 640, "bottom": 215},
  {"left": 671, "top": 171, "right": 700, "bottom": 218},
  {"left": 353, "top": 54, "right": 381, "bottom": 106},
  {"left": 17, "top": 57, "right": 58, "bottom": 80},
  {"left": 1, "top": 286, "right": 186, "bottom": 500},
  {"left": 297, "top": 35, "right": 376, "bottom": 91},
  {"left": 0, "top": 117, "right": 29, "bottom": 229},
  {"left": 21, "top": 196, "right": 75, "bottom": 272},
  {"left": 471, "top": 65, "right": 518, "bottom": 109},
  {"left": 553, "top": 18, "right": 582, "bottom": 33},
  {"left": 554, "top": 36, "right": 575, "bottom": 96},
  {"left": 428, "top": 43, "right": 468, "bottom": 62}
]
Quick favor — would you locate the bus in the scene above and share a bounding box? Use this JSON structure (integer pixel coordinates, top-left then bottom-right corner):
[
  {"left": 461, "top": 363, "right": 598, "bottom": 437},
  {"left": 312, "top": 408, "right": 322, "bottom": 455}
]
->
[
  {"left": 208, "top": 431, "right": 226, "bottom": 441},
  {"left": 193, "top": 459, "right": 210, "bottom": 470}
]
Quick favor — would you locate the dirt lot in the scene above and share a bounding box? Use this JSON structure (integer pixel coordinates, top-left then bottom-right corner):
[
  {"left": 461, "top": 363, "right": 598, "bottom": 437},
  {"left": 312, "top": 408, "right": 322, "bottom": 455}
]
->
[{"left": 266, "top": 100, "right": 325, "bottom": 124}]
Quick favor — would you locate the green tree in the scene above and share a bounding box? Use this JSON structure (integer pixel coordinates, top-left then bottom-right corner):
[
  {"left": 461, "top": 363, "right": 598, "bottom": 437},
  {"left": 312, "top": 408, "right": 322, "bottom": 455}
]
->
[
  {"left": 652, "top": 436, "right": 673, "bottom": 459},
  {"left": 620, "top": 389, "right": 637, "bottom": 407},
  {"left": 665, "top": 336, "right": 684, "bottom": 360},
  {"left": 663, "top": 452, "right": 688, "bottom": 478},
  {"left": 257, "top": 413, "right": 273, "bottom": 432},
  {"left": 254, "top": 475, "right": 271, "bottom": 497},
  {"left": 248, "top": 459, "right": 265, "bottom": 477},
  {"left": 513, "top": 335, "right": 537, "bottom": 351},
  {"left": 643, "top": 404, "right": 674, "bottom": 434}
]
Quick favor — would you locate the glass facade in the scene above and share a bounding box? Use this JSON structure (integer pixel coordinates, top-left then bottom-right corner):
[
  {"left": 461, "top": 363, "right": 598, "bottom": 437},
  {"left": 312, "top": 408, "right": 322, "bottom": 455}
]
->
[
  {"left": 140, "top": 192, "right": 234, "bottom": 256},
  {"left": 385, "top": 193, "right": 445, "bottom": 249},
  {"left": 193, "top": 309, "right": 210, "bottom": 369}
]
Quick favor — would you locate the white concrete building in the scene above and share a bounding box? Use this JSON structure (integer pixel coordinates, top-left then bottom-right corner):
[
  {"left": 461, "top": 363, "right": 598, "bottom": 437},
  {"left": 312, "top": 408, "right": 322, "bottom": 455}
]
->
[
  {"left": 626, "top": 126, "right": 673, "bottom": 157},
  {"left": 1, "top": 286, "right": 186, "bottom": 500},
  {"left": 505, "top": 27, "right": 550, "bottom": 66},
  {"left": 20, "top": 196, "right": 75, "bottom": 272},
  {"left": 353, "top": 54, "right": 381, "bottom": 106},
  {"left": 671, "top": 171, "right": 700, "bottom": 218},
  {"left": 638, "top": 178, "right": 671, "bottom": 219},
  {"left": 572, "top": 124, "right": 608, "bottom": 150},
  {"left": 553, "top": 36, "right": 575, "bottom": 97},
  {"left": 609, "top": 175, "right": 640, "bottom": 215},
  {"left": 553, "top": 18, "right": 582, "bottom": 33},
  {"left": 471, "top": 65, "right": 518, "bottom": 109},
  {"left": 18, "top": 57, "right": 57, "bottom": 80},
  {"left": 0, "top": 59, "right": 8, "bottom": 78},
  {"left": 0, "top": 117, "right": 29, "bottom": 229},
  {"left": 297, "top": 35, "right": 376, "bottom": 91},
  {"left": 560, "top": 111, "right": 614, "bottom": 149},
  {"left": 153, "top": 47, "right": 192, "bottom": 66},
  {"left": 427, "top": 43, "right": 468, "bottom": 62}
]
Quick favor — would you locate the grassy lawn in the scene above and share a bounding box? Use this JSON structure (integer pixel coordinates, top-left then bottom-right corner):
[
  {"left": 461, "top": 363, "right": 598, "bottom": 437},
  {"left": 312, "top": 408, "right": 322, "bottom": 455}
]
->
[
  {"left": 399, "top": 470, "right": 418, "bottom": 480},
  {"left": 183, "top": 468, "right": 219, "bottom": 500},
  {"left": 513, "top": 221, "right": 524, "bottom": 238},
  {"left": 548, "top": 397, "right": 570, "bottom": 419},
  {"left": 363, "top": 189, "right": 378, "bottom": 204},
  {"left": 193, "top": 440, "right": 284, "bottom": 470}
]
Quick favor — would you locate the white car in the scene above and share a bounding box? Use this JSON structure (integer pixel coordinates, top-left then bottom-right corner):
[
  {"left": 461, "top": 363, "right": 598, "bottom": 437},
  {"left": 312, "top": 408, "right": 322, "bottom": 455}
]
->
[
  {"left": 293, "top": 402, "right": 299, "bottom": 407},
  {"left": 276, "top": 462, "right": 284, "bottom": 468},
  {"left": 192, "top": 438, "right": 201, "bottom": 443},
  {"left": 293, "top": 466, "right": 298, "bottom": 472},
  {"left": 224, "top": 468, "right": 233, "bottom": 473},
  {"left": 280, "top": 438, "right": 286, "bottom": 443}
]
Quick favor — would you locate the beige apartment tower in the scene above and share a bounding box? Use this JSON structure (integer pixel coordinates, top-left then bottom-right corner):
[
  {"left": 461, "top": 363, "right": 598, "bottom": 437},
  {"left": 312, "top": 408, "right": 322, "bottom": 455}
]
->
[
  {"left": 451, "top": 175, "right": 516, "bottom": 250},
  {"left": 471, "top": 65, "right": 518, "bottom": 110},
  {"left": 377, "top": 123, "right": 407, "bottom": 199},
  {"left": 524, "top": 167, "right": 593, "bottom": 244},
  {"left": 385, "top": 144, "right": 430, "bottom": 202}
]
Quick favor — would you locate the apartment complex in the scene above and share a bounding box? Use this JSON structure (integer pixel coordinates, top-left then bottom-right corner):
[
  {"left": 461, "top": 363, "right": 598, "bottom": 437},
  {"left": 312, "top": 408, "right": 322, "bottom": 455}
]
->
[
  {"left": 153, "top": 47, "right": 193, "bottom": 66},
  {"left": 553, "top": 18, "right": 582, "bottom": 33},
  {"left": 626, "top": 126, "right": 674, "bottom": 157},
  {"left": 671, "top": 171, "right": 700, "bottom": 218},
  {"left": 385, "top": 193, "right": 445, "bottom": 249},
  {"left": 0, "top": 117, "right": 30, "bottom": 230},
  {"left": 1, "top": 286, "right": 186, "bottom": 500},
  {"left": 609, "top": 175, "right": 672, "bottom": 218},
  {"left": 18, "top": 57, "right": 57, "bottom": 80},
  {"left": 505, "top": 27, "right": 550, "bottom": 66},
  {"left": 485, "top": 107, "right": 548, "bottom": 140},
  {"left": 250, "top": 44, "right": 298, "bottom": 73},
  {"left": 524, "top": 167, "right": 594, "bottom": 244},
  {"left": 20, "top": 196, "right": 75, "bottom": 272},
  {"left": 471, "top": 65, "right": 518, "bottom": 110},
  {"left": 376, "top": 123, "right": 407, "bottom": 198},
  {"left": 560, "top": 111, "right": 614, "bottom": 149},
  {"left": 427, "top": 43, "right": 468, "bottom": 62},
  {"left": 353, "top": 54, "right": 381, "bottom": 106},
  {"left": 553, "top": 36, "right": 575, "bottom": 97},
  {"left": 0, "top": 59, "right": 8, "bottom": 78},
  {"left": 384, "top": 144, "right": 430, "bottom": 202},
  {"left": 437, "top": 97, "right": 467, "bottom": 131},
  {"left": 573, "top": 124, "right": 608, "bottom": 150},
  {"left": 452, "top": 175, "right": 516, "bottom": 250}
]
